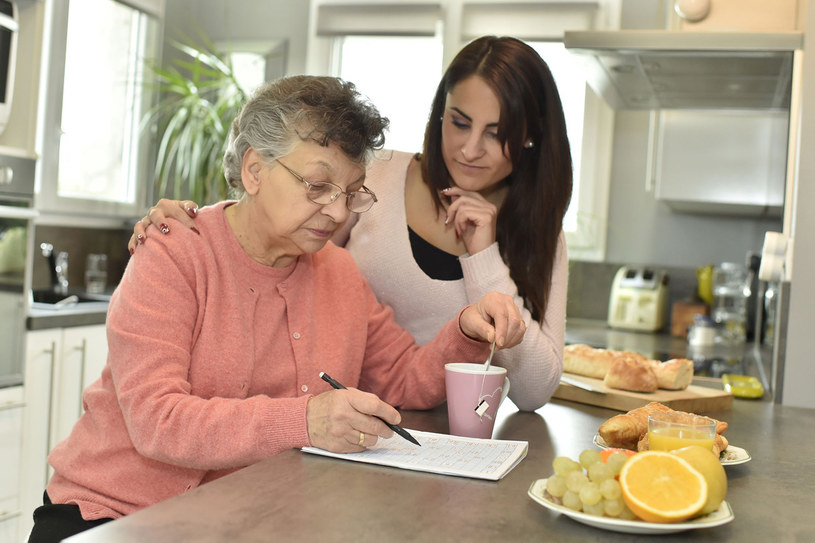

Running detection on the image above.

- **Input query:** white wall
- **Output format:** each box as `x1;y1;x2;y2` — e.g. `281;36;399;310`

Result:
163;0;310;75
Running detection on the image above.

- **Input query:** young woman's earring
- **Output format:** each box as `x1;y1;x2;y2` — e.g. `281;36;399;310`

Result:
524;139;535;149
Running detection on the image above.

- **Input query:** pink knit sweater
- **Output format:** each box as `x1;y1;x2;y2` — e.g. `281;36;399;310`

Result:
46;201;488;520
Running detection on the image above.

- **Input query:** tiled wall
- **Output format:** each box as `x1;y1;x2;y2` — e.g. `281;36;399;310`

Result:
567;260;700;324
32;226;132;294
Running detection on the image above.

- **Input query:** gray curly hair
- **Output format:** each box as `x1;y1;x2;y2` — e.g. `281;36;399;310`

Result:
222;75;389;194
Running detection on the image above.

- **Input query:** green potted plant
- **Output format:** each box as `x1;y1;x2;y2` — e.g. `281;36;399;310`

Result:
142;38;247;205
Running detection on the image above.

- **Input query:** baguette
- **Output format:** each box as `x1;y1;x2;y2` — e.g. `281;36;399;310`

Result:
563;344;617;379
603;357;659;393
644;358;694;390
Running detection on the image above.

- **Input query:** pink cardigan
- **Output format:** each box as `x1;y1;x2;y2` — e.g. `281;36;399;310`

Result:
46;202;489;520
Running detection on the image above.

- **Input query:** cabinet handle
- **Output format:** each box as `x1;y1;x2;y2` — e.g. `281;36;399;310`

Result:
0;509;22;522
76;339;87;417
0;400;25;412
44;340;57;486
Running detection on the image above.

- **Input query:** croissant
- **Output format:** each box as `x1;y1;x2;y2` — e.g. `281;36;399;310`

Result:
598;402;728;450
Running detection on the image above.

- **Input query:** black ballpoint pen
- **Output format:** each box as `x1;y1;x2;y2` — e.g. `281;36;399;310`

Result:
319;372;421;446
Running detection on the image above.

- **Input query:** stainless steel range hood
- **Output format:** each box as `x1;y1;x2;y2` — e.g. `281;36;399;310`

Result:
564;30;803;110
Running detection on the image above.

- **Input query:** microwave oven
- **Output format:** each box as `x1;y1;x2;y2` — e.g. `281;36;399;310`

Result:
0;0;17;136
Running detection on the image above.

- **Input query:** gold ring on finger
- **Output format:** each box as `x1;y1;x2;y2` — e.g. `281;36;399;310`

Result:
358;432;365;446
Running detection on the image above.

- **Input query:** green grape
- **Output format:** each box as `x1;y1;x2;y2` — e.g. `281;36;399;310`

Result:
587;461;613;482
583;500;605;517
565;469;588;493
605;451;630;475
599;478;622;500
619;503;637;520
603;498;625;517
578;449;602;469
562;490;583;511
552;456;582;476
546;474;568;498
578;481;602;506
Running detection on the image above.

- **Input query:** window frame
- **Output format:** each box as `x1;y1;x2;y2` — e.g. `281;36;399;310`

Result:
36;0;162;226
306;0;620;261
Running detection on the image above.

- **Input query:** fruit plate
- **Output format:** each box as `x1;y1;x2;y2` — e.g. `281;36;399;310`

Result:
528;479;734;534
593;434;751;466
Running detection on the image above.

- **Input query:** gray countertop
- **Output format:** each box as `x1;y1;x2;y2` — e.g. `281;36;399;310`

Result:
64;397;815;542
26;302;109;330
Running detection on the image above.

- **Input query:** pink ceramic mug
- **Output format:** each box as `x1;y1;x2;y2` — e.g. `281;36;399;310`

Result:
445;363;510;439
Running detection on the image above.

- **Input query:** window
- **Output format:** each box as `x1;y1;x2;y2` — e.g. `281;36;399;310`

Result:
336;35;443;153
38;0;161;222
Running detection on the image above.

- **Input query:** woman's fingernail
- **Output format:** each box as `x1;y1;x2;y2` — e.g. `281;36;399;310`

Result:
137;234;145;244
129;248;134;255
441;187;449;192
444;216;449;225
191;227;200;236
160;223;170;234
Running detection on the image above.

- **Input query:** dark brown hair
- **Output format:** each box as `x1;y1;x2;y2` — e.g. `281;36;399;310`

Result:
420;36;573;322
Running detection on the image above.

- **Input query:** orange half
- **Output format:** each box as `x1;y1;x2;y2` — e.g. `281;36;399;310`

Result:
619;451;708;523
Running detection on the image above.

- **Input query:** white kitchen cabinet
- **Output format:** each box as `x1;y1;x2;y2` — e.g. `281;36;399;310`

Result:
0;386;23;543
654;110;788;216
18;324;108;542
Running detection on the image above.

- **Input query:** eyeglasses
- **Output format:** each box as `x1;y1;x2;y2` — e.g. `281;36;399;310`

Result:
275;160;377;213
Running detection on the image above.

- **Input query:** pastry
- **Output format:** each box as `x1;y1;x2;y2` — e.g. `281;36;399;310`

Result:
603;356;659;393
599;402;728;450
599;402;674;449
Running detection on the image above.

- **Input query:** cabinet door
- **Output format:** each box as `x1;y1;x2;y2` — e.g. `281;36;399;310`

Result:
50;325;108;454
0;386;23;541
20;329;61;543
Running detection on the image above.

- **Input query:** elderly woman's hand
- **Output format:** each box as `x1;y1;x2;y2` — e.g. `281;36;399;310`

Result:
460;292;526;348
306;388;400;452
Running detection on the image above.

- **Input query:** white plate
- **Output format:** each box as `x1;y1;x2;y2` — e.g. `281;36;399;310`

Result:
593;434;751;466
528;479;735;534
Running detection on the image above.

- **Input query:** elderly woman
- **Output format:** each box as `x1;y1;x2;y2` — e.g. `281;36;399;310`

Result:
28;76;524;543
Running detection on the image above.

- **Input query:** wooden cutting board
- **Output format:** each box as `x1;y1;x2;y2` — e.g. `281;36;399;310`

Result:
553;373;733;413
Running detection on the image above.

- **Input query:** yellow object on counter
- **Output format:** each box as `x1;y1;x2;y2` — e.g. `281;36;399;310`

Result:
696;265;714;305
721;374;764;399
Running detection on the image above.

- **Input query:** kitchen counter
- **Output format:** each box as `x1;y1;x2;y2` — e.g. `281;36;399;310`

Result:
64;397;813;542
26;302;109;330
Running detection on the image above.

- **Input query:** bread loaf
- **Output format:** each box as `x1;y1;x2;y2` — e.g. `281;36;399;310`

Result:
649;358;694;390
563;344;694;391
603;357;659;393
563;344;617;379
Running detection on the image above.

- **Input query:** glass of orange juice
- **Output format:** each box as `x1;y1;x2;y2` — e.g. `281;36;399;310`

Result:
647;412;716;452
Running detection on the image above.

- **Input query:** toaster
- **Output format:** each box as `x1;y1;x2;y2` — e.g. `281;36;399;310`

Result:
607;266;669;332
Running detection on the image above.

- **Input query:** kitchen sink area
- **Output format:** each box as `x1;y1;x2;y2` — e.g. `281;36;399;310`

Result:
30;288;112;308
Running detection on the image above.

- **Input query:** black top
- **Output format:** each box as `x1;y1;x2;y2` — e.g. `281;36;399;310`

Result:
408;226;463;281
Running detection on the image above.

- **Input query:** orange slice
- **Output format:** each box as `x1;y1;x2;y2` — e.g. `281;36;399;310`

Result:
619;451;708;523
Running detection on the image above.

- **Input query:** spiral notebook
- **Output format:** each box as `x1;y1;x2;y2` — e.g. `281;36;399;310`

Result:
301;429;528;481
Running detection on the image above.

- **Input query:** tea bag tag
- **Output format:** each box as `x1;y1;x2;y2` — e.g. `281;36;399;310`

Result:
475;399;489;418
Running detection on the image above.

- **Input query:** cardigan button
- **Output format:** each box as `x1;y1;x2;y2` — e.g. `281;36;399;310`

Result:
301;384;308;392
292;332;301;339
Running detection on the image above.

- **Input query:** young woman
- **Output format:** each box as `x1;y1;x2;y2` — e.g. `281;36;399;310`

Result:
130;36;572;412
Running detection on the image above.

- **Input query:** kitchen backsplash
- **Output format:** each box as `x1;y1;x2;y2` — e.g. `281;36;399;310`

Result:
32;225;132;294
567;260;698;326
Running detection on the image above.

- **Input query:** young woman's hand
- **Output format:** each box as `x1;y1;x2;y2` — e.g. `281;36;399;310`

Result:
128;199;200;253
442;187;498;255
460;291;526;348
